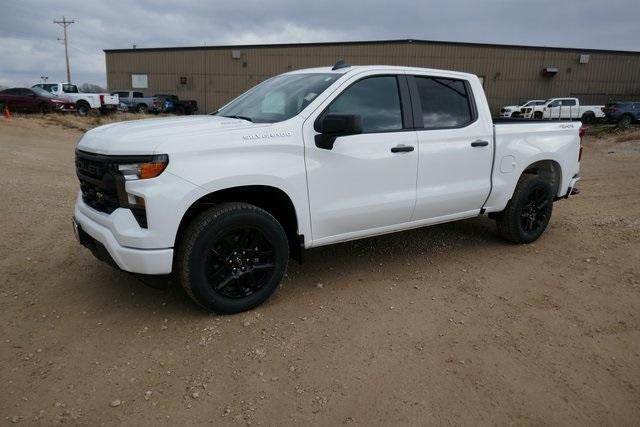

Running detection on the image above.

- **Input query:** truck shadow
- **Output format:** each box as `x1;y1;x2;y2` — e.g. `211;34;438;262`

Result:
87;216;505;316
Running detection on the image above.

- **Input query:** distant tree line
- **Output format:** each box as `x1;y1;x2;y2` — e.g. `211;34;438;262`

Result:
79;83;106;93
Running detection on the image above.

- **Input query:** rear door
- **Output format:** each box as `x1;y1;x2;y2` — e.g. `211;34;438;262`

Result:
21;89;39;111
409;74;494;221
560;99;578;119
303;72;419;243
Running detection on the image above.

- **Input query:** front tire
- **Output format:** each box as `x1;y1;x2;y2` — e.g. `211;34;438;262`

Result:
176;203;289;313
495;174;554;244
136;104;148;114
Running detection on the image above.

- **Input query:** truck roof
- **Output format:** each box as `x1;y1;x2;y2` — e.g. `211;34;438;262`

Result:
284;65;478;81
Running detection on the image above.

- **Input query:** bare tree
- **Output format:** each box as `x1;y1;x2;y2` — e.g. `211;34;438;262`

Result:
79;83;106;93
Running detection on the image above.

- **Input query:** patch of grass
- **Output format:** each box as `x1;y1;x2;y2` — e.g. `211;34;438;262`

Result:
614;130;640;143
586;123;640;140
43;112;147;132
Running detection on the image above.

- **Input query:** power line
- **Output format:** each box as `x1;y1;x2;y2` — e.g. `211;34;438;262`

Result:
53;16;75;83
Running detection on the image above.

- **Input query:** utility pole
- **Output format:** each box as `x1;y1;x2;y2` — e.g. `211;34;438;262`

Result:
53;16;75;83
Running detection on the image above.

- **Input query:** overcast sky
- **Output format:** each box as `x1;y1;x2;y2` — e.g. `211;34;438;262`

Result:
1;0;639;88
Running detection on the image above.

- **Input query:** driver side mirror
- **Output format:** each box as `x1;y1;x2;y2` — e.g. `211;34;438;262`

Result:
314;113;362;150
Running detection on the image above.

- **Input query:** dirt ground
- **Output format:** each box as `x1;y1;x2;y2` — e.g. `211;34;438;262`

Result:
1;115;639;426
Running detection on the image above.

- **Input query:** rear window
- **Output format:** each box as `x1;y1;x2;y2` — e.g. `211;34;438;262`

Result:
62;84;79;93
414;76;475;129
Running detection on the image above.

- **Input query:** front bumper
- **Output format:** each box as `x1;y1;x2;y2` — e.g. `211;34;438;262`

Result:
73;208;173;274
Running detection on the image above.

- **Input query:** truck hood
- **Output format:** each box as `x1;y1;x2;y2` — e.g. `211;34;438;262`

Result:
77;115;259;155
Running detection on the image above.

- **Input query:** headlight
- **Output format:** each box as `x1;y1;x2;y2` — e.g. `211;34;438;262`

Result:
117;154;169;180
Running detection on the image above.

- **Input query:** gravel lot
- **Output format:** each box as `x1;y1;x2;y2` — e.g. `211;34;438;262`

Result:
1;116;639;425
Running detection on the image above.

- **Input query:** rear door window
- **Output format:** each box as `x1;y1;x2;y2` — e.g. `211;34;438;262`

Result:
414;76;475;129
62;84;79;93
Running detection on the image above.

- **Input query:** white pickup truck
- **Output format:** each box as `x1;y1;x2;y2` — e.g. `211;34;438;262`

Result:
72;64;582;313
33;82;119;116
499;99;546;118
522;97;605;122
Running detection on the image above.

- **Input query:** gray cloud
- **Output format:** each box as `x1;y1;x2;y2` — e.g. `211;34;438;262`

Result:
1;0;639;87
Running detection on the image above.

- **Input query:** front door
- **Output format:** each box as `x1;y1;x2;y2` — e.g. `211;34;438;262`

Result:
303;74;418;245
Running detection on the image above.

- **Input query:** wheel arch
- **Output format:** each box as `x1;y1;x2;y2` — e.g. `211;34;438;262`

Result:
522;159;563;196
175;185;303;262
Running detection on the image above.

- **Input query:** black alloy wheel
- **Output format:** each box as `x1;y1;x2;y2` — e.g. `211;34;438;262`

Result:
495;174;554;244
519;185;551;235
177;202;289;313
205;226;275;299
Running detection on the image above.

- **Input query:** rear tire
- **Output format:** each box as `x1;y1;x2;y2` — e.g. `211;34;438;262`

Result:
619;114;633;127
136;104;148;114
76;101;90;117
495;174;554;244
176;202;289;313
581;111;595;124
39;102;51;114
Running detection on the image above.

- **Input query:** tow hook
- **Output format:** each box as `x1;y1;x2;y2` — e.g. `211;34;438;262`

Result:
570;187;580;196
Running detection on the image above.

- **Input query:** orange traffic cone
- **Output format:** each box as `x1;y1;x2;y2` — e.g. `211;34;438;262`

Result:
3;105;11;120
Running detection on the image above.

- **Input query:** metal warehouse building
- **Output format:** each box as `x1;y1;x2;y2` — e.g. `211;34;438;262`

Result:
104;39;640;114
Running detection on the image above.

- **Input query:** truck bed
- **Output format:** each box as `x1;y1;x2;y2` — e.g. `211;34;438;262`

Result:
483;120;582;213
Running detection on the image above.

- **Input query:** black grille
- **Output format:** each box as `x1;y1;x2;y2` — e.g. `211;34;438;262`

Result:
75;150;149;228
75;150;121;214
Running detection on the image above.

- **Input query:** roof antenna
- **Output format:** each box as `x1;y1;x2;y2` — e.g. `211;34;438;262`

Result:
332;59;350;70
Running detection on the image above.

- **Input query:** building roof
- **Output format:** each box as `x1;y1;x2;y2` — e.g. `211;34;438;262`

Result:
103;38;640;55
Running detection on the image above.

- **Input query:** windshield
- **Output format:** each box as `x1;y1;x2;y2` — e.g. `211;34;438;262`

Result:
31;87;55;98
215;73;339;123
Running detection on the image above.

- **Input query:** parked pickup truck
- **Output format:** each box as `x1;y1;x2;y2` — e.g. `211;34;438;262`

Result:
111;90;163;113
72;64;582;313
499;99;546;118
154;94;198;115
33;83;118;116
602;101;640;126
522;97;604;122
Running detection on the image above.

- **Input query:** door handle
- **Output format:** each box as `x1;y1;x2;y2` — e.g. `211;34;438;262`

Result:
471;140;489;147
391;145;415;153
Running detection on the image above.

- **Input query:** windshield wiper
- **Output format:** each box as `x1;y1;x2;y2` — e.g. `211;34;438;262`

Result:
220;114;253;122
